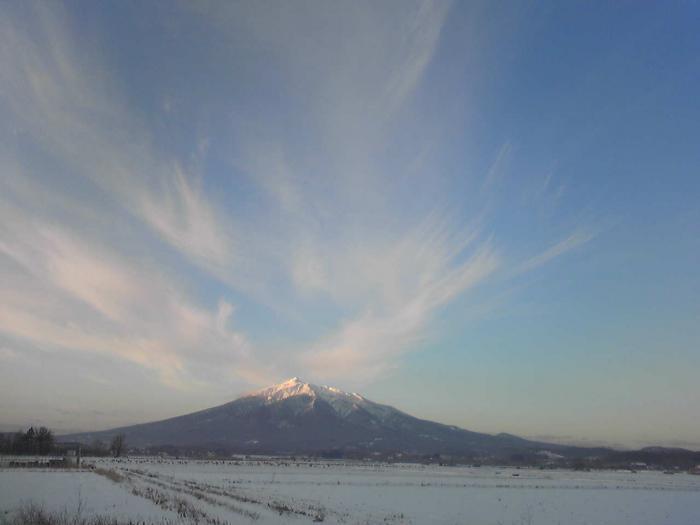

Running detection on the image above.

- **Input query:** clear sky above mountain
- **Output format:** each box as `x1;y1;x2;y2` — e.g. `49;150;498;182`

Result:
0;1;698;448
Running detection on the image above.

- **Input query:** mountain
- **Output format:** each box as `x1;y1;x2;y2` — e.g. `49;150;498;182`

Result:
61;378;600;459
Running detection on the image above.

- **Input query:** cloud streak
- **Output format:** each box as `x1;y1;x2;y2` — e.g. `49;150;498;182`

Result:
0;1;238;283
302;241;500;381
0;203;254;389
517;230;595;274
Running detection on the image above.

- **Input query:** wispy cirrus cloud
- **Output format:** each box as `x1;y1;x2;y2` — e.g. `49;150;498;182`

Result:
0;1;237;281
0;2;261;391
517;230;595;275
0;0;596;419
301;240;500;381
0;200;256;389
139;168;234;272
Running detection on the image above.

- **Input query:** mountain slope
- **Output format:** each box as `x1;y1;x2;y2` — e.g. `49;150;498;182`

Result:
62;378;595;458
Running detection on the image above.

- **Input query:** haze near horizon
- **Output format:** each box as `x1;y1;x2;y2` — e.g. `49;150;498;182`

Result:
0;1;698;450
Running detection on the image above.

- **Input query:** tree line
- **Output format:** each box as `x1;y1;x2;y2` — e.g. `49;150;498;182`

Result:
0;427;127;457
0;427;54;455
70;434;126;457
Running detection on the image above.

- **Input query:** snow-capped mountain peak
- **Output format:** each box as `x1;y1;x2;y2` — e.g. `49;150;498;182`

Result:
252;377;315;402
248;378;393;420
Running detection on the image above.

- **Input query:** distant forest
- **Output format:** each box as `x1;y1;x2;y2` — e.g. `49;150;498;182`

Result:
0;427;54;455
0;427;125;457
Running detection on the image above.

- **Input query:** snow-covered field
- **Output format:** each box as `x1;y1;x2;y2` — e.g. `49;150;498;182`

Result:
2;457;699;524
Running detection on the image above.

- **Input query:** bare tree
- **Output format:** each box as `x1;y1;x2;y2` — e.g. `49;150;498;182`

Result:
36;427;54;455
110;434;126;457
90;438;107;456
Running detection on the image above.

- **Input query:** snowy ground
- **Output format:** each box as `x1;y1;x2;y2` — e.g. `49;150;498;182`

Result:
2;457;699;524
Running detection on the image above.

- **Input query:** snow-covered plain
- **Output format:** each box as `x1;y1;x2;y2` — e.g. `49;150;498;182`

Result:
0;469;181;522
2;458;699;524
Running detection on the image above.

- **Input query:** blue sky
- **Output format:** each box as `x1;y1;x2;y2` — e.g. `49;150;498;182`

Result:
0;1;698;448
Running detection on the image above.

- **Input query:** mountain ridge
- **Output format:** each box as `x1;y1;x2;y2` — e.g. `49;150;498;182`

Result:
60;377;605;459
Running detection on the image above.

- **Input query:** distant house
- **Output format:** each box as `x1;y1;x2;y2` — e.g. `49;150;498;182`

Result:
690;465;700;475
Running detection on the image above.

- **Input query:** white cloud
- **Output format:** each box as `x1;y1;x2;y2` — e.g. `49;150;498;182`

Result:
0;2;237;283
482;142;513;191
302;244;499;381
0;347;20;361
0;197;255;390
139;167;234;270
517;230;595;274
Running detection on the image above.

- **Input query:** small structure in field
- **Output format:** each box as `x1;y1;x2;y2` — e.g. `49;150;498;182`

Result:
64;448;80;467
54;442;82;467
